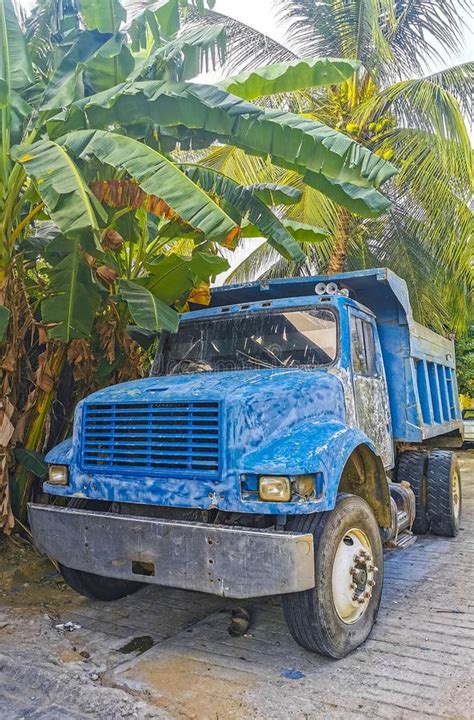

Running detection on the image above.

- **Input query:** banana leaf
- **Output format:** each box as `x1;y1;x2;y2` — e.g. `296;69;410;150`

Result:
182;164;306;262
247;183;302;206
219;57;360;100
241;219;329;243
11;139;106;248
120;279;179;332
0;0;34;91
42;239;101;341
77;80;397;192
41;30;112;111
303;170;391;217
77;0;126;33
58;129;240;243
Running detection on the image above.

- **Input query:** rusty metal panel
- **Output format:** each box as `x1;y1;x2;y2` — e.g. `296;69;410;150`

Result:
28;504;315;598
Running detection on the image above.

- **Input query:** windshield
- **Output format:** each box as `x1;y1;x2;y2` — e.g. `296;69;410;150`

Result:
463;409;474;420
153;307;338;375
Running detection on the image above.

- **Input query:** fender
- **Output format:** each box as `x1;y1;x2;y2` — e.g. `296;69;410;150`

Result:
45;438;73;465
241;420;391;521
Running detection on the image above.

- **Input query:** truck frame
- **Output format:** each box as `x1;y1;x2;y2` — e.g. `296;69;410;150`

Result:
29;268;463;658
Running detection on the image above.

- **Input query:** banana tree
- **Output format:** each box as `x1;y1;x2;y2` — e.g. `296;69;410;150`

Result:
0;0;396;527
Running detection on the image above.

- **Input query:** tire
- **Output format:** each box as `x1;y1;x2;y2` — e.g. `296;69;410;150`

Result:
59;565;143;601
396;451;429;534
427;451;462;537
282;494;384;658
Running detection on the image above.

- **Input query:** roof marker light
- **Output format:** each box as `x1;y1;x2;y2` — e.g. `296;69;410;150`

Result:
326;282;339;295
315;282;327;295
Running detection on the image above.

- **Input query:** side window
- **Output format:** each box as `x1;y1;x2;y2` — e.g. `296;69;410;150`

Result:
350;316;377;377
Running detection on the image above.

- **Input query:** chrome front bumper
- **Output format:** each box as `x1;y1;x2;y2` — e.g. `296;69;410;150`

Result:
28;504;315;598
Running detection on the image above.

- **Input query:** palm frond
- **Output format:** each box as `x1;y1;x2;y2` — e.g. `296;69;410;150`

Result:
425;61;474;121
183;7;297;74
384;0;470;78
355;78;471;154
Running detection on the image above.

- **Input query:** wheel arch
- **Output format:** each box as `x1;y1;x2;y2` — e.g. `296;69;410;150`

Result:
337;444;392;528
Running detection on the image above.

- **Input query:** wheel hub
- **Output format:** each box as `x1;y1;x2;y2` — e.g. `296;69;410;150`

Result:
332;530;378;624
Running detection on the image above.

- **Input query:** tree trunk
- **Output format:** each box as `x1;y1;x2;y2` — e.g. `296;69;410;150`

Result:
328;209;351;274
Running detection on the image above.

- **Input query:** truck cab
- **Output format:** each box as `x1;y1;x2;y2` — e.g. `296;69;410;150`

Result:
29;269;463;658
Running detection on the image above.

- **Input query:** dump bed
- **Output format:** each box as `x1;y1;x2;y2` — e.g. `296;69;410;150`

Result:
209;268;462;443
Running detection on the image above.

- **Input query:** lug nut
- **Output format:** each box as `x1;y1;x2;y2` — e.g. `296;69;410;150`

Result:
368;579;375;587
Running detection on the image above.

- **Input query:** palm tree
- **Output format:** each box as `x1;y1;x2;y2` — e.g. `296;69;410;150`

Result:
192;0;473;332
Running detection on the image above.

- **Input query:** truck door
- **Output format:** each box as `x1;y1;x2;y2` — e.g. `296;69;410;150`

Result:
349;310;394;468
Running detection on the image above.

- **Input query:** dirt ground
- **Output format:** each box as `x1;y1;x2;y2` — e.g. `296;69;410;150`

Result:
1;451;473;720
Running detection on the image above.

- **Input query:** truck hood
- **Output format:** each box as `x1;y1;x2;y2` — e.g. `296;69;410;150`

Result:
80;369;347;467
81;368;343;409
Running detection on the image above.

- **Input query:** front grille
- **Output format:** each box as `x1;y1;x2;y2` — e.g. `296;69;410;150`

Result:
81;401;220;476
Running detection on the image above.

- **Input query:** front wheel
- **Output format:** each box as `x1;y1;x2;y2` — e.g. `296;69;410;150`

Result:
59;565;143;601
282;494;384;658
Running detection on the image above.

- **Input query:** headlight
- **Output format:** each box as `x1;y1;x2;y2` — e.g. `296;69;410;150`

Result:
259;476;291;502
48;465;69;486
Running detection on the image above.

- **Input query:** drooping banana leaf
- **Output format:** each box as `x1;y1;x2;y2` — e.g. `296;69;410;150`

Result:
40;30;113;111
83;34;134;94
57;129;240;244
143;251;229;306
246;183;302;206
241;219;329;244
11;139;106;248
0;0;34;92
182;164;305;262
131;24;226;82
166;24;227;80
119;279;179;332
219;57;360;100
42;239;101;341
129;0;217;47
76;80;397;193
303;170;391;217
77;0;126;33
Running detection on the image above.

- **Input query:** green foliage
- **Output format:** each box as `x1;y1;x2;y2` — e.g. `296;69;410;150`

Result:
77;0;126;34
78;80;397;194
220;57;360;100
182;164;306;261
11;139;106;249
119;279;180;333
41;239;102;341
202;0;473;332
59;129;240;243
14;447;48;479
456;335;474;398
0;304;10;340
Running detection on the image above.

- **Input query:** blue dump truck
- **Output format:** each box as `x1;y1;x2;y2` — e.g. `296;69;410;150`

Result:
29;268;463;658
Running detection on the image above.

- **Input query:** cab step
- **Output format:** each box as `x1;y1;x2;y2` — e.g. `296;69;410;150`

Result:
394;529;417;550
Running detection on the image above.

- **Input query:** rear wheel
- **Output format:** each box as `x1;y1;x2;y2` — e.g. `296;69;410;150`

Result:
396;451;429;534
59;565;143;601
282;494;384;658
427;451;462;537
